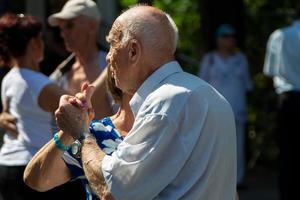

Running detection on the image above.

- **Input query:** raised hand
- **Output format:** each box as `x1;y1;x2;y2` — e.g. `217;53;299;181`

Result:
69;82;95;120
55;83;95;139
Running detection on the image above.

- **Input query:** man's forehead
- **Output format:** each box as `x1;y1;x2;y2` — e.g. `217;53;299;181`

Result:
107;21;123;39
111;20;123;32
58;16;88;25
58;18;76;25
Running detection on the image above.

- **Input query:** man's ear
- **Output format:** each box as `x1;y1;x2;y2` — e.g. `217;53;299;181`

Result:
128;39;141;64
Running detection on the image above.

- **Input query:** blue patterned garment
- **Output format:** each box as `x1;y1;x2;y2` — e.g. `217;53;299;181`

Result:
62;117;123;200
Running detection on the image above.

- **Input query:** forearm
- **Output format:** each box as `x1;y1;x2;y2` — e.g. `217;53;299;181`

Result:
24;130;73;191
81;136;114;200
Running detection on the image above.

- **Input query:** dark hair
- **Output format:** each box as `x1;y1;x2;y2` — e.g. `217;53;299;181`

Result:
106;65;123;105
0;13;42;67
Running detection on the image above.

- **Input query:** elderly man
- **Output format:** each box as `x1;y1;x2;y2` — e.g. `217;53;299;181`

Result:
36;5;237;200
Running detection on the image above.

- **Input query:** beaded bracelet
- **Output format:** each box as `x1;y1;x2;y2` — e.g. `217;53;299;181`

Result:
53;132;70;151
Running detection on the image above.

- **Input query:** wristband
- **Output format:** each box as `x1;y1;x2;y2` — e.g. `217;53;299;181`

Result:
53;132;71;151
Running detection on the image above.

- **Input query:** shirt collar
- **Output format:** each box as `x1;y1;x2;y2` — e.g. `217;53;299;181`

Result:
129;60;183;117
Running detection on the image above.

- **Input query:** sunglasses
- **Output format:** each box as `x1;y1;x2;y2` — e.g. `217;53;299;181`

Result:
220;34;235;38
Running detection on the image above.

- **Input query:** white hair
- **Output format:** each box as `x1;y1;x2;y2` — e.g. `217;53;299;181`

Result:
118;6;178;54
165;13;178;53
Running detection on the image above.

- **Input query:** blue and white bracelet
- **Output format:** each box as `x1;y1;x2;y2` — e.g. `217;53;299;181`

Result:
53;132;71;151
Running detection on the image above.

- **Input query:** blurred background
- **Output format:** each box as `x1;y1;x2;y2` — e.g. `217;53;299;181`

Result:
1;0;299;199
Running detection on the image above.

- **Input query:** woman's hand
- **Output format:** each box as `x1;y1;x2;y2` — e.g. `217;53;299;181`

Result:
0;111;18;138
55;82;95;139
0;97;18;138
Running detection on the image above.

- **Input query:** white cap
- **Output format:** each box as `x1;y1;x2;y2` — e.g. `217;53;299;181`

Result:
48;0;101;26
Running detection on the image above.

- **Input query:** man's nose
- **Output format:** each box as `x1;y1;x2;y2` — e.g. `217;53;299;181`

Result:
60;28;67;39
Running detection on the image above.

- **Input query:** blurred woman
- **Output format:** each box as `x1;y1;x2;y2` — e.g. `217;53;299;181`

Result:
0;13;66;200
199;24;253;188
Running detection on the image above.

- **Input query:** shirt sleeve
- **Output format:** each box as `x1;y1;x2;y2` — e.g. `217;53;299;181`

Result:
102;93;209;200
263;30;283;77
25;71;53;104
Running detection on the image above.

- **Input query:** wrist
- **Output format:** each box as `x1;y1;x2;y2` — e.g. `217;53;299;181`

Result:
53;132;72;151
71;131;93;158
59;131;74;146
78;131;93;142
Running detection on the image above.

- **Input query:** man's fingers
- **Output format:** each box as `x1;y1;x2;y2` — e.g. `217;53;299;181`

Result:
69;97;85;109
6;122;18;138
59;94;73;106
2;113;17;123
3;97;11;112
75;93;85;100
7;116;17;123
76;84;95;109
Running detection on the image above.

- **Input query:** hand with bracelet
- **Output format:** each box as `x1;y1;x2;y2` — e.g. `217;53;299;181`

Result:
55;82;95;140
55;82;115;199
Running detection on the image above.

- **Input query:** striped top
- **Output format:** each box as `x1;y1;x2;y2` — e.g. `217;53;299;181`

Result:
62;117;122;200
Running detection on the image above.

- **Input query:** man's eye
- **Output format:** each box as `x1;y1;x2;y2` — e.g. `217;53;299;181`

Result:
65;22;74;29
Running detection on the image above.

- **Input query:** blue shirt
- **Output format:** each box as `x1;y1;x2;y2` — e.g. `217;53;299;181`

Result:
264;20;300;94
62;117;122;200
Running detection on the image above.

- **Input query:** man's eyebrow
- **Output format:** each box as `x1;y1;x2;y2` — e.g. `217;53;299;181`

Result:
106;35;112;43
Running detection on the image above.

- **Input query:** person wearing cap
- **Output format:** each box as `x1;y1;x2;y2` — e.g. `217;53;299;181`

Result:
199;24;253;189
48;0;113;119
46;0;113;199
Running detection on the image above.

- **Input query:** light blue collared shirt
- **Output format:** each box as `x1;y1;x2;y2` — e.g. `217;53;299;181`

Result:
264;20;300;94
102;61;237;200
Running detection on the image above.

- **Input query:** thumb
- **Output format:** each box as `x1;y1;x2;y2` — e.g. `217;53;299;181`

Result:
81;82;89;93
82;84;95;106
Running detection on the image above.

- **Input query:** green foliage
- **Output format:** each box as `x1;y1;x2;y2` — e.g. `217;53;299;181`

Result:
118;0;201;74
119;0;138;7
153;0;200;74
153;0;201;59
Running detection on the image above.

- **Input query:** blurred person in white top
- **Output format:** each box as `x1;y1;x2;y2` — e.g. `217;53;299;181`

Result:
199;24;253;188
263;4;300;199
0;13;66;200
